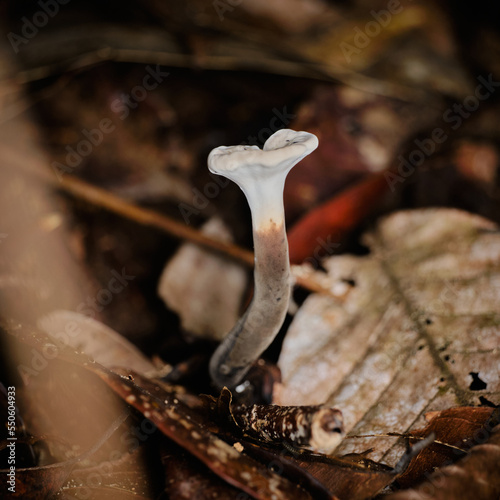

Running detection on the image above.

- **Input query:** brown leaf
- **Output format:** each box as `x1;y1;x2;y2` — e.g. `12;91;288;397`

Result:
297;1;470;98
38;310;156;375
454;140;499;187
284;87;418;220
238;443;341;500
276;209;500;470
293;457;394;500
161;441;243;499
9;342;131;467
396;406;497;487
386;424;500;500
158;217;248;341
95;372;314;499
288;173;388;264
0;408;132;499
60;446;155;499
0;460;75;499
4;324;312;499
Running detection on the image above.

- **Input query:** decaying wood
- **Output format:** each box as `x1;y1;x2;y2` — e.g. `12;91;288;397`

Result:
232;402;344;455
206;387;344;454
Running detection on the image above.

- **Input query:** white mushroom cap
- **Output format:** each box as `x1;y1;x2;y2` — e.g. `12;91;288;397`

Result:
208;130;318;231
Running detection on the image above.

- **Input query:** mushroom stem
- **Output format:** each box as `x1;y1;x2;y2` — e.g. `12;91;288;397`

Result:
210;213;290;388
207;129;318;388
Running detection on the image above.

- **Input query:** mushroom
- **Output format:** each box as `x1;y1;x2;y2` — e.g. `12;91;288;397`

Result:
208;129;319;388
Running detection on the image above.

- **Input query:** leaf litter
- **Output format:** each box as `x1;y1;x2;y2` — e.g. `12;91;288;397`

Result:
4;208;500;498
2;1;500;494
275;208;500;494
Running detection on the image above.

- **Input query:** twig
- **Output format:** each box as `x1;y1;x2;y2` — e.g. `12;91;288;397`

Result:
346;431;466;453
30;167;337;297
393;432;436;476
59;173;256;266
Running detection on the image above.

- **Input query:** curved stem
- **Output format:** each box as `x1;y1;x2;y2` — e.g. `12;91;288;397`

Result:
209;217;290;388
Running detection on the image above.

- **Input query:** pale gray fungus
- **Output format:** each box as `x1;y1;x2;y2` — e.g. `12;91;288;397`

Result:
208;129;319;388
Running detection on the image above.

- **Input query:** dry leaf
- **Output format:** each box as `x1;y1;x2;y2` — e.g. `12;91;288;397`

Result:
283;84;440;220
287;173;388;264
453;140;499;188
4;324;312;499
158;217;248;340
38;310;155;374
396;406;497;488
94;371;314;499
386;423;500;500
161;442;244;499
276;208;500;466
60;447;155;499
237;0;330;34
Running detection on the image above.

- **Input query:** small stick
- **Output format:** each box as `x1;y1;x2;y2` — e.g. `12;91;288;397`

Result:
23;163;255;266
60;174;256;266
22;158;339;299
232;403;344;455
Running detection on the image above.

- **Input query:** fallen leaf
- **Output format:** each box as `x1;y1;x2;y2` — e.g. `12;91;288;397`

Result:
108;371;314;499
292;456;394;500
276;208;500;469
161;441;244;499
4;323;313;499
396;406;497;488
60;446;156;499
0;459;76;499
386;423;500;500
38;310;155;375
158;217;248;340
0;408;131;499
284;85;437;221
288;173;388;264
237;442;341;500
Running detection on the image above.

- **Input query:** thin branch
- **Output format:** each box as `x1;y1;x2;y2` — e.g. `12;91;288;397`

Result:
346;432;466;454
31;167;337;297
59;173;256;266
